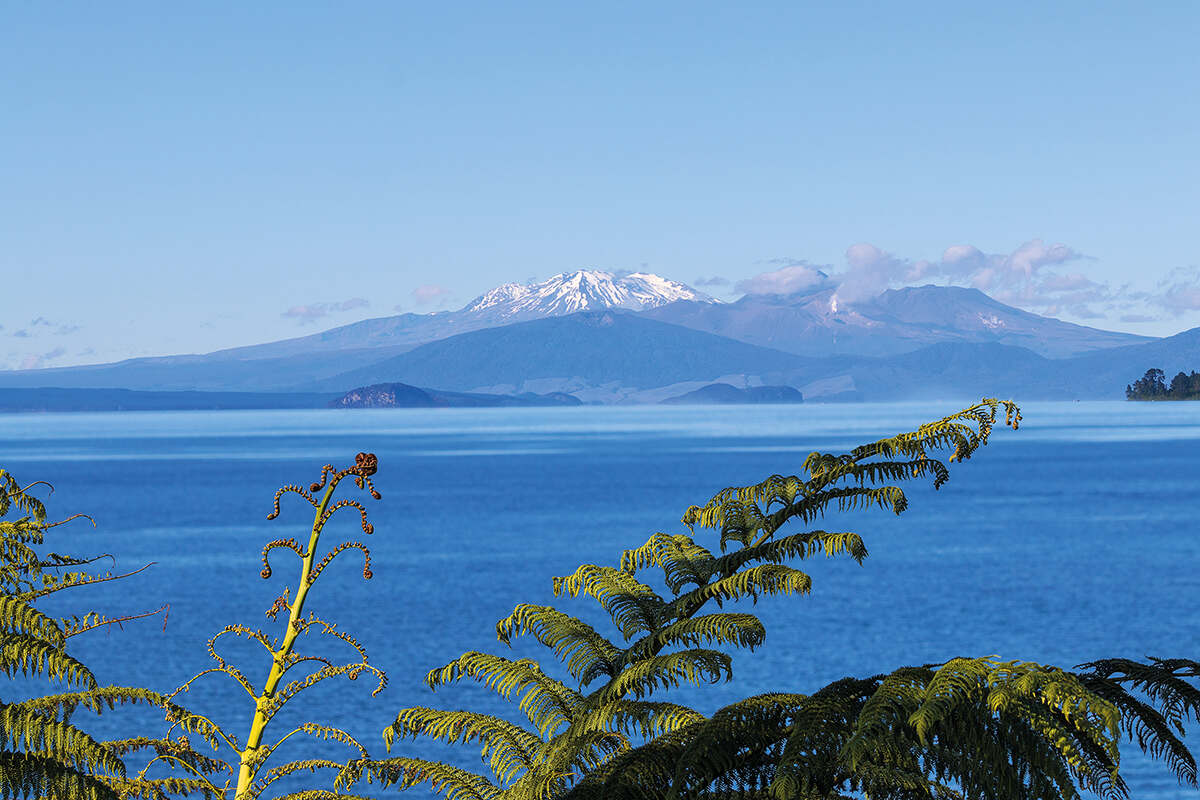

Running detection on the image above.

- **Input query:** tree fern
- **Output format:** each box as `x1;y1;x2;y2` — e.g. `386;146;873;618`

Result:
352;399;1196;800
0;469;227;799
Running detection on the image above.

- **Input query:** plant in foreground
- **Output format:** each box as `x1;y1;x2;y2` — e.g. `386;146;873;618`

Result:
0;468;226;800
339;399;1198;800
161;452;389;800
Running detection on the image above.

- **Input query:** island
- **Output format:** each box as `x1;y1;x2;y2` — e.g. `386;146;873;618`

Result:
330;382;582;408
660;383;804;405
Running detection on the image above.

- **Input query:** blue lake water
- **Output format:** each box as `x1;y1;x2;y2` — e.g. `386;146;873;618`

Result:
1;401;1198;798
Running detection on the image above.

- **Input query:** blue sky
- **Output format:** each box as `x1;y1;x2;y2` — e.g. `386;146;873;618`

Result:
2;2;1197;368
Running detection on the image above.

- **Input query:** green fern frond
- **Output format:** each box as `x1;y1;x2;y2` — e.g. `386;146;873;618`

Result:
104;735;230;776
0;471;49;522
0;702;126;778
1076;657;1200;786
271;792;379;800
567;700;705;739
711;530;867;576
670;564;812;611
384;707;540;783
551;566;667;639
627;613;765;661
619;534;719;595
0;632;98;687
426;653;582;737
495;605;621;685
597;648;732;702
0;750;118;800
0;594;65;647
559;724;698;800
105;774;227;799
352;757;501;800
666;693;806;798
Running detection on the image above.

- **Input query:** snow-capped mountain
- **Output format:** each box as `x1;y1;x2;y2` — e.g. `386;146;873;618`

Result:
464;270;715;321
134;270;718;363
0;269;1162;395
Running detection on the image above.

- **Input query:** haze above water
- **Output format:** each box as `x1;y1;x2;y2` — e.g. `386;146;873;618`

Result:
1;402;1197;797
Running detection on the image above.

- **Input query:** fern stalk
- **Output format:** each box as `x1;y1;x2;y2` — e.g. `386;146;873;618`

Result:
234;478;336;797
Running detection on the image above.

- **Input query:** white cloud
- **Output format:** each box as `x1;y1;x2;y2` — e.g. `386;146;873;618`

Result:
738;239;1172;322
282;297;370;325
10;317;80;338
1150;267;1200;315
412;285;453;307
19;347;67;370
736;260;831;296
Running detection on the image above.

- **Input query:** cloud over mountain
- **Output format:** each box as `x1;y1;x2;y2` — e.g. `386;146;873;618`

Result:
282;298;370;325
735;260;831;296
1151;267;1200;315
412;285;454;307
740;239;1164;321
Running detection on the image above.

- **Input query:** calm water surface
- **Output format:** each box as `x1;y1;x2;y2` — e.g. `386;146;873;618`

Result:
1;401;1197;797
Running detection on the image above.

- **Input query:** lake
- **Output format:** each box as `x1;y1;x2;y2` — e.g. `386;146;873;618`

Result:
1;401;1198;798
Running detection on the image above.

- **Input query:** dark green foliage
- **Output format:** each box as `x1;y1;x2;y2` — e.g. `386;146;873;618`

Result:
356;399;1197;800
1126;367;1200;400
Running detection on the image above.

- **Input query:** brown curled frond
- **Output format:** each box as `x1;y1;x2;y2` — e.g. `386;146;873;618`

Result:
315;498;373;535
279;653;335;678
63;603;170;639
42;512;96;530
359;473;382;500
266;484;321;520
295;616;372;665
307;541;373;585
23;561;154;600
308;464;338;493
268;663;388;717
353;452;378;476
168;666;258;702
266;587;291;621
208;624;276;667
35;551;114;569
261;538;309;579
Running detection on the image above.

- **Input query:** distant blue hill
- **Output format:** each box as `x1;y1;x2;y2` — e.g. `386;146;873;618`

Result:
0;346;413;392
0;388;338;412
0;384;581;412
0;297;1194;402
297;311;831;393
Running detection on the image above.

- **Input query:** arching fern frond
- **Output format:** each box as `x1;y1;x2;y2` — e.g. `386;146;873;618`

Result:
552;566;667;639
349;757;502;800
1075;657;1200;787
0;750;118;800
427;653;583;737
384;707;540;784
595;648;733;703
495;605;622;685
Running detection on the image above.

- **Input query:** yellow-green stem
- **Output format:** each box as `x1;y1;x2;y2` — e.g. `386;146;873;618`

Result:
234;480;337;799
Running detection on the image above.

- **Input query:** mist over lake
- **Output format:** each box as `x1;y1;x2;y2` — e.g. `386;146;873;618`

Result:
2;401;1197;797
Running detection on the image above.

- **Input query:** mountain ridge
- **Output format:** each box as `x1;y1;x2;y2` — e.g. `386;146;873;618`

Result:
0;270;1176;400
641;284;1151;358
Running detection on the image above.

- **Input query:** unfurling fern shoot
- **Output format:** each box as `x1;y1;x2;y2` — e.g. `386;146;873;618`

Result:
164;453;388;800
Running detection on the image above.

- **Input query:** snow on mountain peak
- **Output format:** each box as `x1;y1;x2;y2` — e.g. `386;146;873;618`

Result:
463;269;715;320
